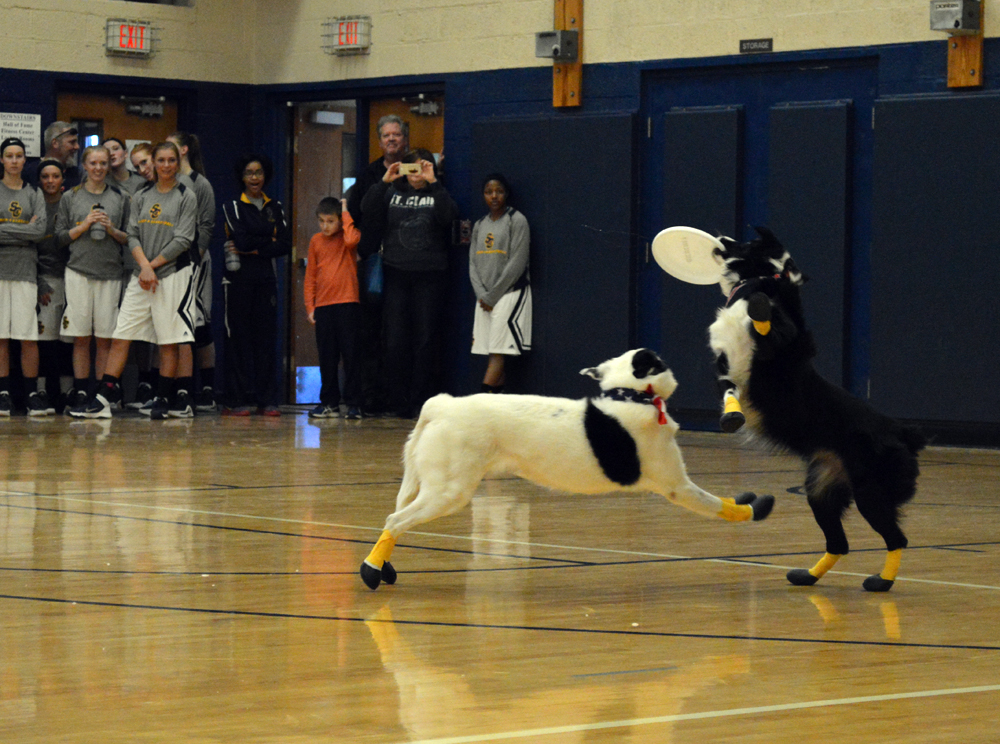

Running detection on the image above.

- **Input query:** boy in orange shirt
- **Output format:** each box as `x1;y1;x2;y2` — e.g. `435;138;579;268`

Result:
305;197;362;419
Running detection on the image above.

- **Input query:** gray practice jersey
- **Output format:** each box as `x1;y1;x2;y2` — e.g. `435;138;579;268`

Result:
56;182;130;280
37;197;67;296
127;181;197;279
0;180;47;283
469;207;530;308
113;171;149;197
178;171;215;261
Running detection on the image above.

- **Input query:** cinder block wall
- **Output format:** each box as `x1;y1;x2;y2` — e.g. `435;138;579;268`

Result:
2;0;984;85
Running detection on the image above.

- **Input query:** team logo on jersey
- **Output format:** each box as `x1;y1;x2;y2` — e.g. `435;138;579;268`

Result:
485;233;495;250
9;202;22;218
150;204;162;219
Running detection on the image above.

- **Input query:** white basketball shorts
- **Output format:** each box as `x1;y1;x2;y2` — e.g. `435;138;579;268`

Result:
37;275;70;342
472;285;532;356
0;279;39;341
113;266;195;346
61;267;122;339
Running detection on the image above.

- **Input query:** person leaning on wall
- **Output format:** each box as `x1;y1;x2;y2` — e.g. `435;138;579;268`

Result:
469;172;532;393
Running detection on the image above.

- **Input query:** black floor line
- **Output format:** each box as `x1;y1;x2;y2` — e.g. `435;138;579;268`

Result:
1;592;997;652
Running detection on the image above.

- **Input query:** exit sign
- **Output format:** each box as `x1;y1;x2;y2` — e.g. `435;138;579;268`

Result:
322;16;372;56
106;19;154;58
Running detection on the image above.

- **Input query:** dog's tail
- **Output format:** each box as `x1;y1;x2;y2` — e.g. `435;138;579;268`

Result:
399;394;453;505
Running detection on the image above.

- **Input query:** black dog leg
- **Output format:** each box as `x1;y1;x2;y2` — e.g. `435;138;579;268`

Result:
855;483;908;592
788;458;852;587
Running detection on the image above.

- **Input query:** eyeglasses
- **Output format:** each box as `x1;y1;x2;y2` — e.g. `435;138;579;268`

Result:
243;169;265;178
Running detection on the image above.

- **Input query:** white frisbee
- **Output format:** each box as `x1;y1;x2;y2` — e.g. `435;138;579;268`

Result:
651;226;725;285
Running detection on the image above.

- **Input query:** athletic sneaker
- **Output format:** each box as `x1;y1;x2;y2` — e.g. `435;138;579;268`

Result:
76;393;112;419
67;389;89;417
127;382;154;410
260;405;281;417
146;396;170;420
195;387;217;412
0;391;11;417
168;390;195;419
27;391;55;416
345;406;362;420
309;404;339;419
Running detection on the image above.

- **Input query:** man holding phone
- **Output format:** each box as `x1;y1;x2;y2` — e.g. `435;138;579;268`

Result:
360;148;458;419
346;114;410;416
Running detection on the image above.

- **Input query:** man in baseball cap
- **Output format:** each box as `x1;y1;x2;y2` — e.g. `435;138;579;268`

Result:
24;120;81;188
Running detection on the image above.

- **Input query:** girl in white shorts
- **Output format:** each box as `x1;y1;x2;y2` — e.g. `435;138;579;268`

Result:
56;145;130;401
36;159;73;411
73;141;197;419
469;173;532;393
0;137;47;416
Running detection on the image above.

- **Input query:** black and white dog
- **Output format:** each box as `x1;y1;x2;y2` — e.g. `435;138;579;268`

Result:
360;348;774;590
708;227;925;592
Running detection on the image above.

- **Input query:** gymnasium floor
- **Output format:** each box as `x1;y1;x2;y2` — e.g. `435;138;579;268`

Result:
1;411;998;742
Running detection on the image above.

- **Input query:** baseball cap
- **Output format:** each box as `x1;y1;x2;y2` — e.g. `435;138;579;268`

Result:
44;121;78;146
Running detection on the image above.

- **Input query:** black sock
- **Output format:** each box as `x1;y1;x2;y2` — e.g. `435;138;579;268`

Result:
199;367;214;390
74;377;90;396
0;376;10;394
99;374;121;402
23;377;38;399
177;376;194;395
157;376;175;402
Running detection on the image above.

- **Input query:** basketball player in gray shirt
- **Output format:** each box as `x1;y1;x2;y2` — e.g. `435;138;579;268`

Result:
0;137;48;415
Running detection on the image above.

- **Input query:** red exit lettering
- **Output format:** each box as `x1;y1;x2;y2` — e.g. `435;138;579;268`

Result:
118;23;147;51
338;21;358;46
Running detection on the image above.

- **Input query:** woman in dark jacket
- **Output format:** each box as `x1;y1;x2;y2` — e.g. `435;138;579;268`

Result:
221;154;291;415
361;148;458;418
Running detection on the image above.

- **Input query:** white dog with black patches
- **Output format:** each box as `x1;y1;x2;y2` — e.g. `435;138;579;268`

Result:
360;348;774;590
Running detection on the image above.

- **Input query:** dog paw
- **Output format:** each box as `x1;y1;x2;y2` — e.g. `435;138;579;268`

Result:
750;494;775;521
862;574;894;592
720;411;746;433
360;561;383;590
381;561;397;585
787;568;820;586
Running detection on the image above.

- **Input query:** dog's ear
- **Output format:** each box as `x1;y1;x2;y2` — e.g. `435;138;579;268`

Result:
631;349;667;380
753;225;778;243
717;235;739;258
580;366;602;380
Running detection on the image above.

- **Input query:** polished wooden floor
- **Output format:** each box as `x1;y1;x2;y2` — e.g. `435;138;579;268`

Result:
2;410;999;743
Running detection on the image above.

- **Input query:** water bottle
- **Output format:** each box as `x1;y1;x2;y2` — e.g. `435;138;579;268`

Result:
90;205;106;241
224;240;240;271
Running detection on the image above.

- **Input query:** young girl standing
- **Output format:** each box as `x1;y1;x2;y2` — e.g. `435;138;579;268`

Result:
469;173;531;393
